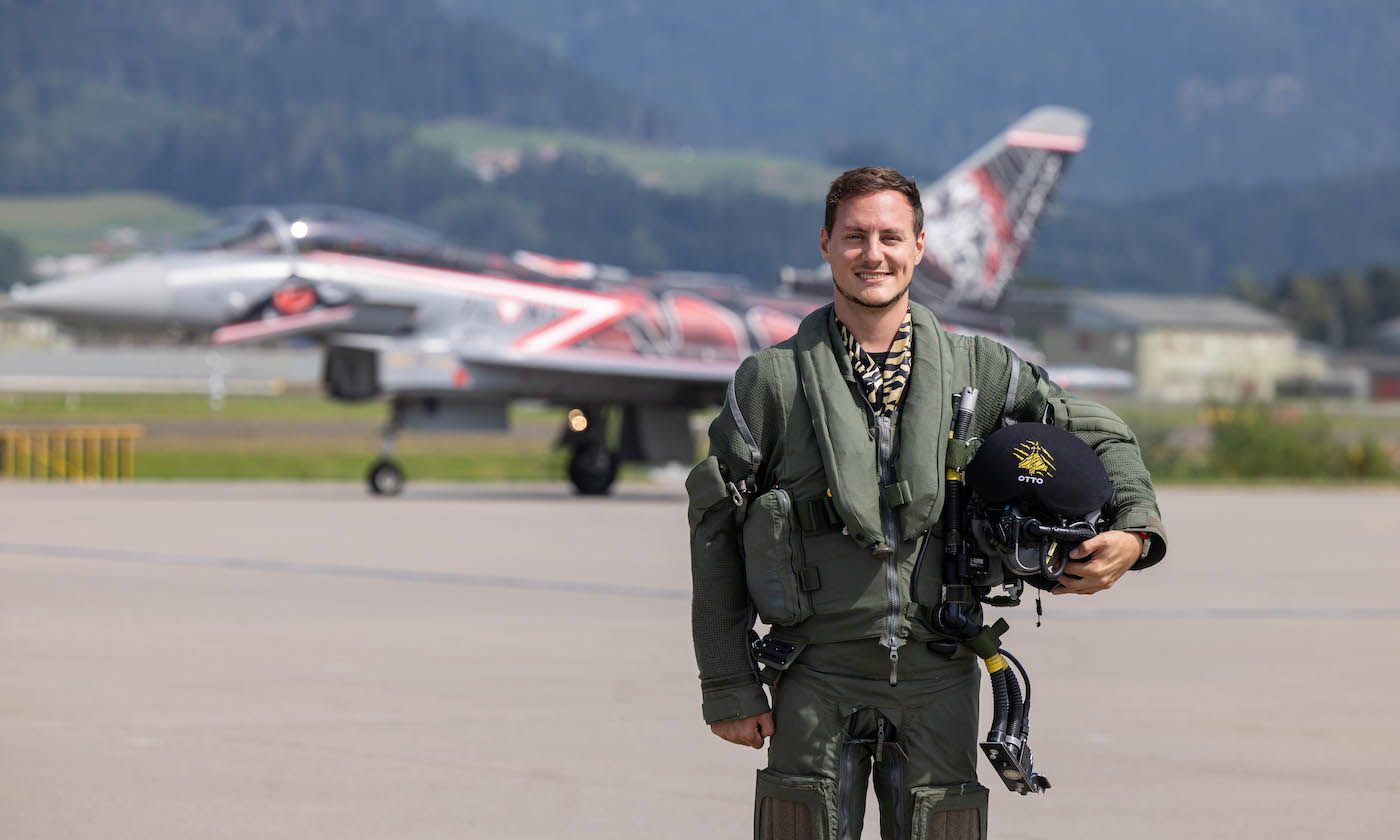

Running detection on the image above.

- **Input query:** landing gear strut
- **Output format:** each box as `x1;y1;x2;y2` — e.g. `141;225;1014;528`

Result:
367;399;405;497
561;405;619;495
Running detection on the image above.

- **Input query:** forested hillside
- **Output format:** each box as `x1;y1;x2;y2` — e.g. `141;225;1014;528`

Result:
0;0;827;279
0;0;669;195
0;0;666;140
2;0;1397;291
1030;167;1400;292
443;0;1400;197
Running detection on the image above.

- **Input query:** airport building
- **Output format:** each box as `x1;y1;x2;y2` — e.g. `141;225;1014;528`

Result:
1007;290;1317;403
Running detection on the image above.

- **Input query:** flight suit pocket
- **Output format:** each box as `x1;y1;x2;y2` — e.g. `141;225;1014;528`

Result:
742;489;813;627
909;781;989;840
754;769;837;840
686;456;733;532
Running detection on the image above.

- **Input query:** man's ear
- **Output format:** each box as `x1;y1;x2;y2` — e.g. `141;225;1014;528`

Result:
913;229;925;264
819;227;831;263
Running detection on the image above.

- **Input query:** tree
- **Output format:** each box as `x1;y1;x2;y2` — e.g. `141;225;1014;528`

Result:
1227;269;1269;309
0;231;32;291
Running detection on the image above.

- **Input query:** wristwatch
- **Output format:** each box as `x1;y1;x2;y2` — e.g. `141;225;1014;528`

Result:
1132;531;1152;561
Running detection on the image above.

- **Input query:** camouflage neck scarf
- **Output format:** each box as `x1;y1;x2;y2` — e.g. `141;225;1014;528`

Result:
837;308;913;417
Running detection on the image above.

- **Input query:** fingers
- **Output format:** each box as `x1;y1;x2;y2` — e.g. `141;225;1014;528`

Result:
1052;560;1104;595
740;724;762;749
1052;578;1108;596
1069;533;1105;560
1054;535;1138;595
757;712;776;739
710;715;771;749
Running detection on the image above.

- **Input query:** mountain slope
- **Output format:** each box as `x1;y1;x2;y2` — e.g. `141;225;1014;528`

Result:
441;0;1400;197
0;0;668;139
1028;167;1400;291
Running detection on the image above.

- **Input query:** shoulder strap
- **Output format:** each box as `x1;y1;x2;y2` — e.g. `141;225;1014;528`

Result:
726;377;761;485
1001;350;1021;427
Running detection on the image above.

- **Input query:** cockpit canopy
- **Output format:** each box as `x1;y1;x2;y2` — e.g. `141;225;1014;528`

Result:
174;205;496;271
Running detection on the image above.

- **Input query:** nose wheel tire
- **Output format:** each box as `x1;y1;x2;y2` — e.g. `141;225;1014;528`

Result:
568;443;618;495
367;458;405;496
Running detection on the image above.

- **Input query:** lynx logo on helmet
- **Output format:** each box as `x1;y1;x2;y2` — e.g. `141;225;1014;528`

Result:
1014;441;1055;484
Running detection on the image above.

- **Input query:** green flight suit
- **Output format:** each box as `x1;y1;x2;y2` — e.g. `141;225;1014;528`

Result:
688;302;1167;840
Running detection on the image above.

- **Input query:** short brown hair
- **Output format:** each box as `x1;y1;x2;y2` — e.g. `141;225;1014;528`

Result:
823;166;923;237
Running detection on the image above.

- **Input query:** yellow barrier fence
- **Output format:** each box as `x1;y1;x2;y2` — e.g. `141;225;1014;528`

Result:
0;425;143;480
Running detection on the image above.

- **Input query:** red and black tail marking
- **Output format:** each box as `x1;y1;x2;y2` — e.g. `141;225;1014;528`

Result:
916;106;1089;310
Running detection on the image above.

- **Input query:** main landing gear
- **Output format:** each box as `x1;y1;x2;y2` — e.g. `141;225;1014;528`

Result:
360;400;624;497
567;441;618;495
562;406;619;496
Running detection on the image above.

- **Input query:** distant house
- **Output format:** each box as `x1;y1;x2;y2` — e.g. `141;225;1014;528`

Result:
1373;316;1400;354
1319;350;1400;401
1004;290;1311;402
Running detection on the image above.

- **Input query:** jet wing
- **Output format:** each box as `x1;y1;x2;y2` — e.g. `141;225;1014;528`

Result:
456;346;737;385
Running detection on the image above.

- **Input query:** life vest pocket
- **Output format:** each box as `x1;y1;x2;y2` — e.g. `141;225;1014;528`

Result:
742;488;814;627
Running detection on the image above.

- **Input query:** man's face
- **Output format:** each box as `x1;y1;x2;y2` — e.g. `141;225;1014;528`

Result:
820;190;925;313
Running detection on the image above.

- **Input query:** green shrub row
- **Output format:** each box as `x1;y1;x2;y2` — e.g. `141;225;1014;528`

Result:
1128;404;1398;481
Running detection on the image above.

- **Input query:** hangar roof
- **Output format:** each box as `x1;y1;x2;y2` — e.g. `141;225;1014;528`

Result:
1071;293;1291;332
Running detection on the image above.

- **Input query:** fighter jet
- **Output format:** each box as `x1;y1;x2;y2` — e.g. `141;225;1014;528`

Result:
11;107;1089;496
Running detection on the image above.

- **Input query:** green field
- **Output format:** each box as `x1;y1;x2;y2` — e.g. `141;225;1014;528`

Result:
0;392;384;424
0;393;630;482
2;392;1397;483
0;192;210;258
418;118;837;201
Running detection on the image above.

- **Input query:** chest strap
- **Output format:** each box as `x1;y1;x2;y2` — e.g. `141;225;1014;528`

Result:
795;494;839;532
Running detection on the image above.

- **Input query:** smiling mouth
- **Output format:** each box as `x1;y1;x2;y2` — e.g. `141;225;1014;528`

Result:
856;272;891;281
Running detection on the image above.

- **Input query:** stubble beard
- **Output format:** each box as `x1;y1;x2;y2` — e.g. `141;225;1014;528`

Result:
834;273;911;313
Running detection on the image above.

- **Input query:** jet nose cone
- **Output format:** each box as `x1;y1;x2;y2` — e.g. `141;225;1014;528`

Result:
10;258;173;326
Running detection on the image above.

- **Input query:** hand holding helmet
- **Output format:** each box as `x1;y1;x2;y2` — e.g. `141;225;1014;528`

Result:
1054;530;1142;595
964;421;1117;595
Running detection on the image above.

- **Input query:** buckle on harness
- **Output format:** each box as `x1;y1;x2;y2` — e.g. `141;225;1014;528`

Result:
726;479;746;507
751;635;806;670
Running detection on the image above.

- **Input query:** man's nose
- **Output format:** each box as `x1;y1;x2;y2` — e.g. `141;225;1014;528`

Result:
859;236;883;264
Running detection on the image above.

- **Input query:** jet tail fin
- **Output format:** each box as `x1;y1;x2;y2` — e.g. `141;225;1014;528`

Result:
915;106;1089;310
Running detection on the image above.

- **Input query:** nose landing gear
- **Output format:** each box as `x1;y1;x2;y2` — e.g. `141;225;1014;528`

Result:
367;400;405;496
366;458;405;496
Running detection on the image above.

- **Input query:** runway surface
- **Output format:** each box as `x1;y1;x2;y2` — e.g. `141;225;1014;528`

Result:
2;482;1397;839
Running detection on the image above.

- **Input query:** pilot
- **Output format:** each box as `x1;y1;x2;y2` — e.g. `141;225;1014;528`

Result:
686;167;1167;839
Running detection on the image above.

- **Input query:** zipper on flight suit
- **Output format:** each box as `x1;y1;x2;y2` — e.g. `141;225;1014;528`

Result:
873;411;904;686
836;738;859;840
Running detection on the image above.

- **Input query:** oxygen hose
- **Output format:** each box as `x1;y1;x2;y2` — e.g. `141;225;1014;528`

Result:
1001;648;1034;740
985;653;1011;742
1004;662;1025;742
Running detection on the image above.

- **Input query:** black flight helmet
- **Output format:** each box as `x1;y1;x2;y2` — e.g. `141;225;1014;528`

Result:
964;422;1114;586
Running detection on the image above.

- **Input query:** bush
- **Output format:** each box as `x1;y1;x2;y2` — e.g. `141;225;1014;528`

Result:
1206;404;1396;480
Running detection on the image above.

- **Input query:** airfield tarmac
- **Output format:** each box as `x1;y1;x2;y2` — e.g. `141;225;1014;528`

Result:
1;481;1397;839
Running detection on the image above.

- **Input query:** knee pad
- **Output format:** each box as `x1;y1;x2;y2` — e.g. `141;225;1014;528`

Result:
754;769;837;840
910;782;989;840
